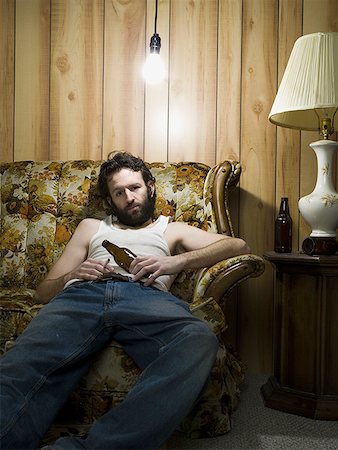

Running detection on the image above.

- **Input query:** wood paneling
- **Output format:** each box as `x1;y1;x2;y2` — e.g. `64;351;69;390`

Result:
303;0;338;32
1;0;337;373
0;0;15;163
103;0;145;159
50;0;104;160
216;0;242;163
15;0;50;161
168;0;217;164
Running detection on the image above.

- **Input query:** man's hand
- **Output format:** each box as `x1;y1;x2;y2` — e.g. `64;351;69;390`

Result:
35;258;115;304
129;255;184;286
66;258;115;283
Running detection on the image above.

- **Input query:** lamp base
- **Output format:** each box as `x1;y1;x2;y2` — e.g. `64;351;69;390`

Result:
302;237;338;256
298;139;338;238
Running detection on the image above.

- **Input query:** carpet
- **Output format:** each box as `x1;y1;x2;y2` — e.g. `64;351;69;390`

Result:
167;374;338;449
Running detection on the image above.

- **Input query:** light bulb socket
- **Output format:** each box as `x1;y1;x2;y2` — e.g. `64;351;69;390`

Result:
320;117;334;140
149;33;161;54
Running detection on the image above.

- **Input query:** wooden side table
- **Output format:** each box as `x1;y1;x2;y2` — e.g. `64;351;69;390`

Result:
261;251;338;420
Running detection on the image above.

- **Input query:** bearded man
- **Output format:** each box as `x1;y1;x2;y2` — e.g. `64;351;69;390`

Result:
0;152;250;450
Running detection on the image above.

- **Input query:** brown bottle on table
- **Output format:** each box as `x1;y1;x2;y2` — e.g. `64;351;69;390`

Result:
274;197;292;253
102;240;137;272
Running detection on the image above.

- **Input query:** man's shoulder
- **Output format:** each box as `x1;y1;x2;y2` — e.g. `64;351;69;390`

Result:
165;220;191;236
76;217;102;234
79;217;102;226
166;221;189;229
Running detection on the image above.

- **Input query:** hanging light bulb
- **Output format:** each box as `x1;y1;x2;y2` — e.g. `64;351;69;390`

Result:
142;0;165;84
142;34;165;84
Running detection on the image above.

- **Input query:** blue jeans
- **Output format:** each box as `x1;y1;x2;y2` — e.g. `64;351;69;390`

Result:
0;279;218;450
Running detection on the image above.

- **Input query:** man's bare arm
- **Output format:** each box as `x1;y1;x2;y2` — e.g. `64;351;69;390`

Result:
130;222;250;284
34;219;113;304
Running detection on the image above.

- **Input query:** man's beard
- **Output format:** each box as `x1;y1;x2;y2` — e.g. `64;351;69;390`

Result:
112;188;156;227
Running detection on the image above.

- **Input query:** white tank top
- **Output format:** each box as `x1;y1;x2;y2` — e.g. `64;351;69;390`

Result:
86;215;176;292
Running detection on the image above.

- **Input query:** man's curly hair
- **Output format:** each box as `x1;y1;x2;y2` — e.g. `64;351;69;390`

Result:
98;152;155;213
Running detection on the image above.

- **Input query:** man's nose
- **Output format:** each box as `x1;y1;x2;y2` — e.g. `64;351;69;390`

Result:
125;189;135;202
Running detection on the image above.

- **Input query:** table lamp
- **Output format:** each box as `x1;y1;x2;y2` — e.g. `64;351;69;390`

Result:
269;32;338;255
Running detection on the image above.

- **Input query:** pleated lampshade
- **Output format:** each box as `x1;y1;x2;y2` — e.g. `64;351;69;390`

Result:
269;32;338;132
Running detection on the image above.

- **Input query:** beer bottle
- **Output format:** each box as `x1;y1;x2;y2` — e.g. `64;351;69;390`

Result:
102;240;137;272
274;197;292;253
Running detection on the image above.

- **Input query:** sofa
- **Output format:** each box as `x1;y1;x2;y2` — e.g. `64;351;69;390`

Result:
0;158;265;444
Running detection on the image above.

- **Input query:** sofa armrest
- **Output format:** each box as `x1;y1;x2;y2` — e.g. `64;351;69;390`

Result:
204;160;241;236
190;254;265;311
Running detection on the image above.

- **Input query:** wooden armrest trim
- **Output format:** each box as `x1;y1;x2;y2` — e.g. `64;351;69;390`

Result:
193;255;265;306
209;161;241;236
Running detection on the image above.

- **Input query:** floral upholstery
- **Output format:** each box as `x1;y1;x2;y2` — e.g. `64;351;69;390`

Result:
0;160;265;443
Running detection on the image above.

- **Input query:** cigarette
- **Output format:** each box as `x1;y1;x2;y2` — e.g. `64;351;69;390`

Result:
104;258;110;268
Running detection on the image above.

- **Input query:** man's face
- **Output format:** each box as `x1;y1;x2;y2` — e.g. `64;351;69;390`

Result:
107;168;155;227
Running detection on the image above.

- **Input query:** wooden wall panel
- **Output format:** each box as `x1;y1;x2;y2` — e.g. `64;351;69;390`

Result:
0;0;14;163
303;0;338;32
216;0;242;163
50;0;104;160
168;0;217;164
238;0;278;372
14;0;50;161
1;0;337;373
275;0;302;252
144;0;170;162
103;0;146;159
